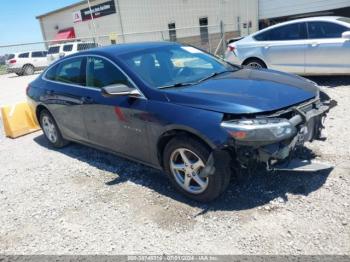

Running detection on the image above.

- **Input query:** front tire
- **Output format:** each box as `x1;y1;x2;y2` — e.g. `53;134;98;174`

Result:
163;136;231;202
39;110;68;148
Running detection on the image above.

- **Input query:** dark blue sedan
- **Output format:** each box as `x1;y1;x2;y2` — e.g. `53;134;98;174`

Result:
27;42;333;202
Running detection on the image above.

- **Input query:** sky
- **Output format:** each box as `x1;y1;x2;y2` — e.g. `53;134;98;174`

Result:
0;0;79;45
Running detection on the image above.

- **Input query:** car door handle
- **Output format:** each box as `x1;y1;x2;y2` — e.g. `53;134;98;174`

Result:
264;45;270;49
311;42;319;47
81;96;94;104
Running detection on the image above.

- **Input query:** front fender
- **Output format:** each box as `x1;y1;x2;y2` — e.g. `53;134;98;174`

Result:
145;101;231;167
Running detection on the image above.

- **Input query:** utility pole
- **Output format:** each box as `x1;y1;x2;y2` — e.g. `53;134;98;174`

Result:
219;0;226;56
246;0;250;35
87;0;98;43
115;0;126;43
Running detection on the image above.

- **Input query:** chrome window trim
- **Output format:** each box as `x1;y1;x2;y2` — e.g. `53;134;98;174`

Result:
42;54;147;99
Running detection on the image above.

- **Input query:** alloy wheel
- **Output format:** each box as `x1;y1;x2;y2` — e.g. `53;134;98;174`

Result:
42;115;58;143
247;62;263;69
170;148;209;194
24;65;34;75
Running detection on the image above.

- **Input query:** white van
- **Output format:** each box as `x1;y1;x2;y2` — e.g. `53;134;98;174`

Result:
47;42;98;64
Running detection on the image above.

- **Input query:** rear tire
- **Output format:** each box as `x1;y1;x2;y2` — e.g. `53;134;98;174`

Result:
23;64;34;75
163;136;231;202
39;110;69;148
243;58;267;70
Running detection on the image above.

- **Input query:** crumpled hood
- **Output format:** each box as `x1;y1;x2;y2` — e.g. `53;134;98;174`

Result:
163;68;318;114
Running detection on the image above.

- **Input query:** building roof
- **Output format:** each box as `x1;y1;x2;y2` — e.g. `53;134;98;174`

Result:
36;0;89;19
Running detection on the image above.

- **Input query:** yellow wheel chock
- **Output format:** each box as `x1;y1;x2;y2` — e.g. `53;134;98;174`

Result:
0;102;41;138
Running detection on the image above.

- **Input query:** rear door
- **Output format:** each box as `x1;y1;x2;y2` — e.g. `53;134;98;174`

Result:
31;51;48;69
81;56;150;163
17;52;30;69
255;22;307;74
43;56;89;141
305;21;350;75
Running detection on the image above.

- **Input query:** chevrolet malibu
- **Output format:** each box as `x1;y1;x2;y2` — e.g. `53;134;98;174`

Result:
27;42;333;202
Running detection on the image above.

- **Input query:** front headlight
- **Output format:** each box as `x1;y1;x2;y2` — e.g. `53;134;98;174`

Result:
221;118;297;142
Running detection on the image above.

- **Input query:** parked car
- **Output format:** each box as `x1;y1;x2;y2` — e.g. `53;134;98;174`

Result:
27;42;334;202
0;55;7;65
225;16;350;75
6;51;48;76
47;41;98;64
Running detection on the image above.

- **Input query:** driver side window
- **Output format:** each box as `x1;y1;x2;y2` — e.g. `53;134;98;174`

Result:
86;57;129;88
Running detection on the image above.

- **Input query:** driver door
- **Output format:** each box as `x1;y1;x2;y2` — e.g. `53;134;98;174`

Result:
81;56;150;163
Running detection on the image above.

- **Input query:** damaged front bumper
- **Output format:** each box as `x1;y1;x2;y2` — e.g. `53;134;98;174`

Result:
221;97;337;172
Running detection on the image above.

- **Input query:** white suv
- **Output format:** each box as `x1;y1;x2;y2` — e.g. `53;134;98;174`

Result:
47;42;98;64
6;51;48;76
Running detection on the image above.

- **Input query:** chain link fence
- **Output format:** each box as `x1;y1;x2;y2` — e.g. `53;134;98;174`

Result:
0;23;240;76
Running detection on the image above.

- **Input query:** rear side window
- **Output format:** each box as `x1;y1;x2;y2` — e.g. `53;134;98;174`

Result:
47;57;86;85
86;57;128;88
307;22;349;39
77;43;97;51
45;64;58;81
18;52;29;58
255;23;307;41
48;46;60;54
63;44;73;52
32;51;47;58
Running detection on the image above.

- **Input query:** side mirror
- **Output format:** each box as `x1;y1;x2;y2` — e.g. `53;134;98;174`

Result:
342;31;350;40
101;84;142;98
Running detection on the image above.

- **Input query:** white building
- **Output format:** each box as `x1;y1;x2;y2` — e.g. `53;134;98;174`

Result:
36;0;258;50
259;0;350;28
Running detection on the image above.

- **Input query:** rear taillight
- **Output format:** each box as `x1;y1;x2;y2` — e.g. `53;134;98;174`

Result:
227;46;235;52
9;59;16;64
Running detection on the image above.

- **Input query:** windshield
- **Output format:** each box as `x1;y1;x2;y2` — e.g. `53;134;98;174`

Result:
121;45;237;88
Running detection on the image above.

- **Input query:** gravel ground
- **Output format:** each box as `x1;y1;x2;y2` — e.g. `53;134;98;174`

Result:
0;74;349;255
0;73;38;106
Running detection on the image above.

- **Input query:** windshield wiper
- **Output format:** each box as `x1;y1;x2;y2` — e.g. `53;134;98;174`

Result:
158;70;236;89
197;70;235;84
158;82;196;89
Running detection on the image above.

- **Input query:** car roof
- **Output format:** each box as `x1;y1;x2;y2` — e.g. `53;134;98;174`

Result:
284;16;343;23
48;41;95;47
15;51;30;55
61;41;180;58
252;16;347;36
77;41;179;57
